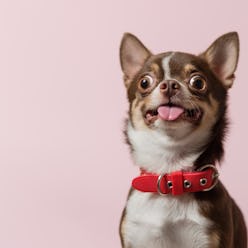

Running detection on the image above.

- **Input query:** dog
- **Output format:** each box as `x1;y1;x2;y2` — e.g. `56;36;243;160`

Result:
119;32;247;248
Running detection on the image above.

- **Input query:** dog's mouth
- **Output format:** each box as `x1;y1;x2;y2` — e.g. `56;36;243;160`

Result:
145;103;202;124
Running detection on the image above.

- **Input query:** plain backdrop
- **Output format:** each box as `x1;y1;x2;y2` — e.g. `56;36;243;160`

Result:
0;0;247;247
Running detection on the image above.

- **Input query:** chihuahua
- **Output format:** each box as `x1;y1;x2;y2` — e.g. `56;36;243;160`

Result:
119;32;247;248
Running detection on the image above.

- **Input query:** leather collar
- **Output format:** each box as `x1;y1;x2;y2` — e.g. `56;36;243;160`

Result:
132;165;219;196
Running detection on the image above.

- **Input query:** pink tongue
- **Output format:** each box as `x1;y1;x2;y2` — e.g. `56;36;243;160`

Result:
157;106;184;121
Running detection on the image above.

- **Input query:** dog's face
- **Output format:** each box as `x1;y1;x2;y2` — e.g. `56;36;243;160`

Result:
120;33;239;141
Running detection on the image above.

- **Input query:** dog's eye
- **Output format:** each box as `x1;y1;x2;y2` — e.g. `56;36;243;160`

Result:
139;75;154;90
189;75;207;91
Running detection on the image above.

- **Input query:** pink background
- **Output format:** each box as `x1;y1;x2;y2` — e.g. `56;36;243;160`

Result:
0;0;247;247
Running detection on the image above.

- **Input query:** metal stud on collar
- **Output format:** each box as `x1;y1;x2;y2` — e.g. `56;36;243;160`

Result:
184;180;191;188
200;178;208;186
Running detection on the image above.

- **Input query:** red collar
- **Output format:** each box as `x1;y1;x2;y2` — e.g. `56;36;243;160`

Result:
132;165;219;196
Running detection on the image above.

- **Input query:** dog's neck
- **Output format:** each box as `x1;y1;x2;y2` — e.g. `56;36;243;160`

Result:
127;121;214;174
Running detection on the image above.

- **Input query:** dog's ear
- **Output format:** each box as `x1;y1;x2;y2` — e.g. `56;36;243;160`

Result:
120;33;151;88
201;32;239;89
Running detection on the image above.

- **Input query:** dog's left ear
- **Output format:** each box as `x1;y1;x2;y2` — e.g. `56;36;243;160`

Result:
201;32;239;89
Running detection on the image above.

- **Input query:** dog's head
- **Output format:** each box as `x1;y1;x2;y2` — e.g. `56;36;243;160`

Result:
120;33;239;161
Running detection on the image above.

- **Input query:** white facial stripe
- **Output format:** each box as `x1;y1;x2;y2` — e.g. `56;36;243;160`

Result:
162;52;175;80
161;52;186;89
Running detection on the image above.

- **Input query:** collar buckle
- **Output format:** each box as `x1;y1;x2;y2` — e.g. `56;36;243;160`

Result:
133;165;220;196
157;172;168;196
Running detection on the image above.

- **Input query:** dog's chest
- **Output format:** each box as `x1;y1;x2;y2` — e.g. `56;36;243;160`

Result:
123;190;212;248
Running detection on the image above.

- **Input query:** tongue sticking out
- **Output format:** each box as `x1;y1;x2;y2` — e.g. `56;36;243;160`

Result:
157;106;184;121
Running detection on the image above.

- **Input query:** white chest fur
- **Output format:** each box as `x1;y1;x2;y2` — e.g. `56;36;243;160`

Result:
123;190;212;248
123;122;214;247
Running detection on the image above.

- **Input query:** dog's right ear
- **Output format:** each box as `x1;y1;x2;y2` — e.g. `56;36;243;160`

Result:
120;33;151;88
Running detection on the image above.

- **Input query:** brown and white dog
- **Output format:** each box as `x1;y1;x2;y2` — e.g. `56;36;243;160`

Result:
119;32;247;248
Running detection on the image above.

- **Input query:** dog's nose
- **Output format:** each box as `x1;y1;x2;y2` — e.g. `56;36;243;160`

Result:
160;80;180;96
